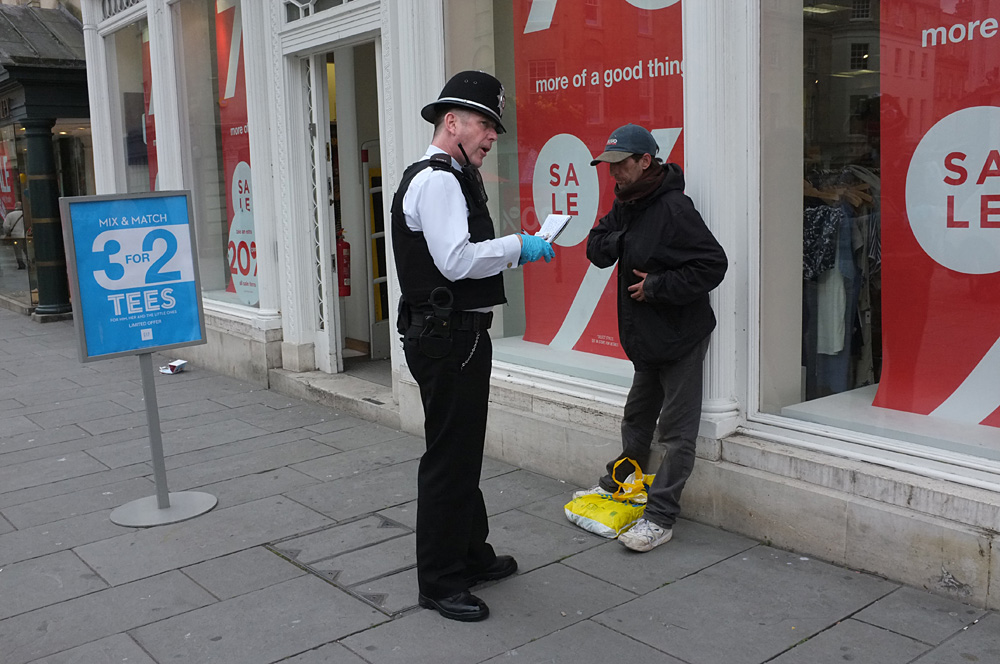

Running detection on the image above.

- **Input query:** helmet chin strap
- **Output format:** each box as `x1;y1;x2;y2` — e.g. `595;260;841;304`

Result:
457;142;472;167
456;143;488;206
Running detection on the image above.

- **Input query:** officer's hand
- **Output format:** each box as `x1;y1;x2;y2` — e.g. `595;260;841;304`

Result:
519;233;555;265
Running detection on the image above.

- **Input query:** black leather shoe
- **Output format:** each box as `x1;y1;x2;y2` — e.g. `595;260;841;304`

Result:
465;554;518;587
418;591;489;622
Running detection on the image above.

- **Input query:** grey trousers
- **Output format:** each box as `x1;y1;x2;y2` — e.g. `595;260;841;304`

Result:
598;336;710;529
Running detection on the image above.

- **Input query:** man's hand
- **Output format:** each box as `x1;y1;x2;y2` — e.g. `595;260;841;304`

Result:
628;269;648;301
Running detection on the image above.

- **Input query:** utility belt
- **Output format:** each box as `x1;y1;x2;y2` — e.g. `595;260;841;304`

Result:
403;309;493;332
397;287;492;359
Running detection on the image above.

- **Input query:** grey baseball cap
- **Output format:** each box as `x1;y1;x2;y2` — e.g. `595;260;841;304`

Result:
590;124;659;165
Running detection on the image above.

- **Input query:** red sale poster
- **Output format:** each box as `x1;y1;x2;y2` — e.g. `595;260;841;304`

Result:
0;143;18;215
875;1;1000;427
216;0;257;306
513;0;684;360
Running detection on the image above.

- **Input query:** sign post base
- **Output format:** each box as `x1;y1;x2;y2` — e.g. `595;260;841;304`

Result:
110;491;218;527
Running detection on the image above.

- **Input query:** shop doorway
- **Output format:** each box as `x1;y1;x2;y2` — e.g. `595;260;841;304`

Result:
306;42;388;379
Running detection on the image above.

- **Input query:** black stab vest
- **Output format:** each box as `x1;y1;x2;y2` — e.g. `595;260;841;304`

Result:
391;157;506;312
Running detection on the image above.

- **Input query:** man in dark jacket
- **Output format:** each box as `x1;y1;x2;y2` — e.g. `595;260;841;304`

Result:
578;123;727;552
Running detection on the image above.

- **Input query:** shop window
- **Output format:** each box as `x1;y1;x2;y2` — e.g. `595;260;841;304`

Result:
445;0;686;386
110;18;156;193
285;0;351;23
173;0;258;307
850;0;871;21
761;1;1000;459
850;42;870;69
103;0;143;20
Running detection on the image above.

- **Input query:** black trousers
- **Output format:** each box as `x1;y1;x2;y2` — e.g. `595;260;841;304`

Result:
598;336;710;529
404;325;497;598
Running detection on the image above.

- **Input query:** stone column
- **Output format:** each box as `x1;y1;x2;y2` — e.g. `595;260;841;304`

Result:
23;118;72;318
683;2;757;439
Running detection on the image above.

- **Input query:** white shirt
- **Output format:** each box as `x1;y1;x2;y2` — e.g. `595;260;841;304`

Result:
402;147;521;282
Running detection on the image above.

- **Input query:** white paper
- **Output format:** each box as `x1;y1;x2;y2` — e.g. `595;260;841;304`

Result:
535;214;571;243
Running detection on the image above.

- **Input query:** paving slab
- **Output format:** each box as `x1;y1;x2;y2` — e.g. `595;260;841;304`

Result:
0;509;134;566
164;439;337;490
231;402;338;433
0;452;107;495
341;563;635;663
480;619;684;664
769;618;930;664
194;466;319;508
280;642;370;664
0;570;216;664
853;584;987;644
911;611;1000;663
22;633;156;664
483;508;604;575
310;532;415;586
272;515;411;565
480;469;574;516
163;427;317;470
285;458;420;522
348;567;420;615
87;418;271;468
0;425;88;459
0;550;108;621
0;378;89;402
0;413;41;438
0;463;150;511
304;415;368;435
288;437;424;482
1;477;154;529
182;546;305;600
80;398;230;435
210;388;308;409
0;514;12;534
592;545;898;664
561;517;758;594
131;574;385;664
308;421;409;450
24;400;132;429
74;496;332;585
377;500;417;530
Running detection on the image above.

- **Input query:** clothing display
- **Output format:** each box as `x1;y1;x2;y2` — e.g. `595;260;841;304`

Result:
802;167;882;400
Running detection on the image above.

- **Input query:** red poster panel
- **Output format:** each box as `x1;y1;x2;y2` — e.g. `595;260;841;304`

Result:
513;0;684;360
141;31;158;192
0;144;17;215
216;0;257;306
876;2;1000;427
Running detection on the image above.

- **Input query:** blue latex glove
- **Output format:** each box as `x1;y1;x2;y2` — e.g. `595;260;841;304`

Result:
519;233;555;265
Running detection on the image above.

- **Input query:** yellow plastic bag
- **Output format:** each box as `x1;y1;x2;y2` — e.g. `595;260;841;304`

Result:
564;459;654;538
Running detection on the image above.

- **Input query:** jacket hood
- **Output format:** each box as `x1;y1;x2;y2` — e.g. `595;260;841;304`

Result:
661;162;685;192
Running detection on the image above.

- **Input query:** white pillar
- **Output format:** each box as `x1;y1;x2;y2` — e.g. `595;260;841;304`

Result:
683;2;756;439
241;0;282;322
144;0;181;190
380;0;446;378
81;0;116;194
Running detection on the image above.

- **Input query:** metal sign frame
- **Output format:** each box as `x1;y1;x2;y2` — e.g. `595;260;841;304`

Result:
59;190;207;363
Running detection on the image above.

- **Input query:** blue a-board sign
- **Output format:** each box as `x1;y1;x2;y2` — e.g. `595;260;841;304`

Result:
59;191;207;362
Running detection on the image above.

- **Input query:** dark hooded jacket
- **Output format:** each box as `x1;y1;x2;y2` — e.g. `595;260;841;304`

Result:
586;162;727;369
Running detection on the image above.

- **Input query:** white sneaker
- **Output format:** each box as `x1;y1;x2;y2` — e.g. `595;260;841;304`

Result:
572;484;611;500
618;518;672;552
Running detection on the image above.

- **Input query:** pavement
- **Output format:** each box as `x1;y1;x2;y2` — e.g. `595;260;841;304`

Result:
0;306;996;664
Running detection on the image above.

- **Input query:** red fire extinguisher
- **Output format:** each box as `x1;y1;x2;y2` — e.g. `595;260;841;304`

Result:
336;229;351;297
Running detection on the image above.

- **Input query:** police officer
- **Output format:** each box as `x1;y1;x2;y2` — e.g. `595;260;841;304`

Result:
391;71;554;622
